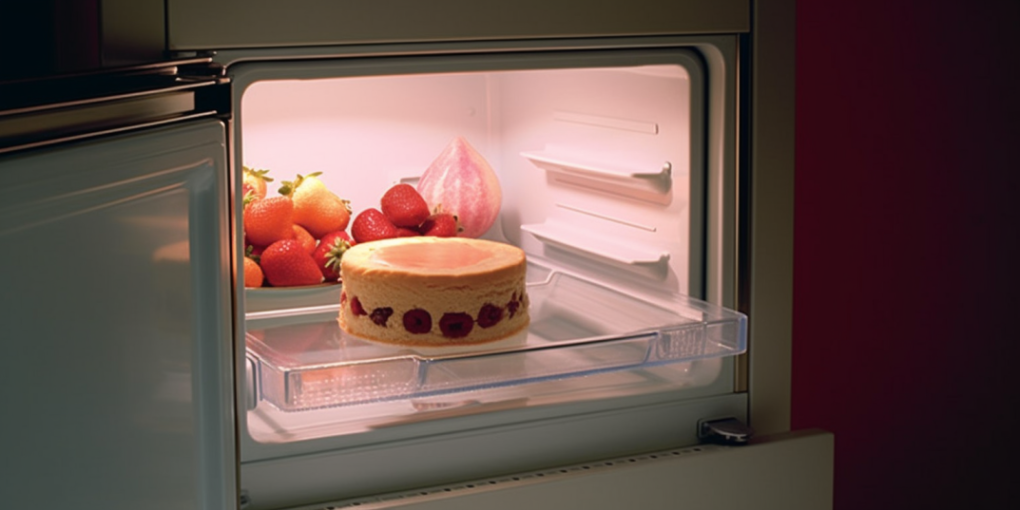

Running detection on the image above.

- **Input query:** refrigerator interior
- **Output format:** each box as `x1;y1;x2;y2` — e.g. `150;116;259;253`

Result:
234;52;746;447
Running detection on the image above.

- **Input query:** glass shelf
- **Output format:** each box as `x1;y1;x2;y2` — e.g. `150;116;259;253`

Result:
245;269;746;412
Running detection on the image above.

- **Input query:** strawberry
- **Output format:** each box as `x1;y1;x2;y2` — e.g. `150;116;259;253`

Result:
259;239;323;287
244;243;264;263
246;242;265;261
351;208;399;243
395;226;421;237
242;166;273;201
292;224;316;254
419;211;462;237
319;229;355;250
244;243;265;263
312;230;355;281
380;183;430;228
243;256;264;288
243;196;294;247
280;173;351;238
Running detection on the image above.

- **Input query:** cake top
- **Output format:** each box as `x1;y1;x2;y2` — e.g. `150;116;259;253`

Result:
341;237;525;278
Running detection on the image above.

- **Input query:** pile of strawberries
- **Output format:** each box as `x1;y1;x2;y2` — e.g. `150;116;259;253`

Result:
243;168;461;288
242;167;354;288
350;183;462;242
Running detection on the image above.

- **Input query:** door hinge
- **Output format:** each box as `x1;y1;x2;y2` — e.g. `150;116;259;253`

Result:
176;54;229;84
698;417;754;445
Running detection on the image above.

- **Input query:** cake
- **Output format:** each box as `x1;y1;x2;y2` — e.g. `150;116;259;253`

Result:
338;237;529;346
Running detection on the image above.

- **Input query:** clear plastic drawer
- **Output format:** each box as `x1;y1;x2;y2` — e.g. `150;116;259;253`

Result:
245;268;746;412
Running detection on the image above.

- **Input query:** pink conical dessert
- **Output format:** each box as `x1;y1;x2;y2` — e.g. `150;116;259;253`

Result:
416;137;502;238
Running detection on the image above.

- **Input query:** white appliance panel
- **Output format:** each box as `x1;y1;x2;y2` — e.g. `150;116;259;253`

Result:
241;393;749;510
0;120;236;509
282;430;833;510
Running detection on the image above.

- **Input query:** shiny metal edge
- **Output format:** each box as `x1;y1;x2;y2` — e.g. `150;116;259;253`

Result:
746;0;796;435
202;35;739;69
0;79;219;118
0;111;219;156
0;56;214;86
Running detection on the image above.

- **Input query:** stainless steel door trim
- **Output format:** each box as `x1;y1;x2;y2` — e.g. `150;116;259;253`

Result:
0;78;220;118
204;34;739;69
0;110;219;156
745;0;796;436
0;56;215;86
1;57;230;154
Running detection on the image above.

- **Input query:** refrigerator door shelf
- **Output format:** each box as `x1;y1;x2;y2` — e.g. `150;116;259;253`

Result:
521;150;673;204
521;222;671;268
245;265;745;413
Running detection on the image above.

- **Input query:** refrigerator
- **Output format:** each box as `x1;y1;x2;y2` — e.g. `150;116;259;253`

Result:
0;1;831;509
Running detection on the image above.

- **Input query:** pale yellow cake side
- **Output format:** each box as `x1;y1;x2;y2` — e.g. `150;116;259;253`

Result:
338;237;529;346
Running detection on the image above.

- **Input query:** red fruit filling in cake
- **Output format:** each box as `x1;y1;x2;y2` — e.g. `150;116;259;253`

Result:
477;304;504;328
438;312;474;338
350;296;367;316
403;309;432;334
370;307;394;326
507;293;521;318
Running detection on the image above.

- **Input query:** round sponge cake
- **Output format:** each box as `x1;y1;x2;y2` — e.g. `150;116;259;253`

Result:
338;237;529;346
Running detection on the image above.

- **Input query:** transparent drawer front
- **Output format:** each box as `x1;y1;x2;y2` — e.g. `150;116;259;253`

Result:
246;270;746;412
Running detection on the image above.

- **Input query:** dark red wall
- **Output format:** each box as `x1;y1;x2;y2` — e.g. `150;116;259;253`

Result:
0;1;100;80
793;1;1019;508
